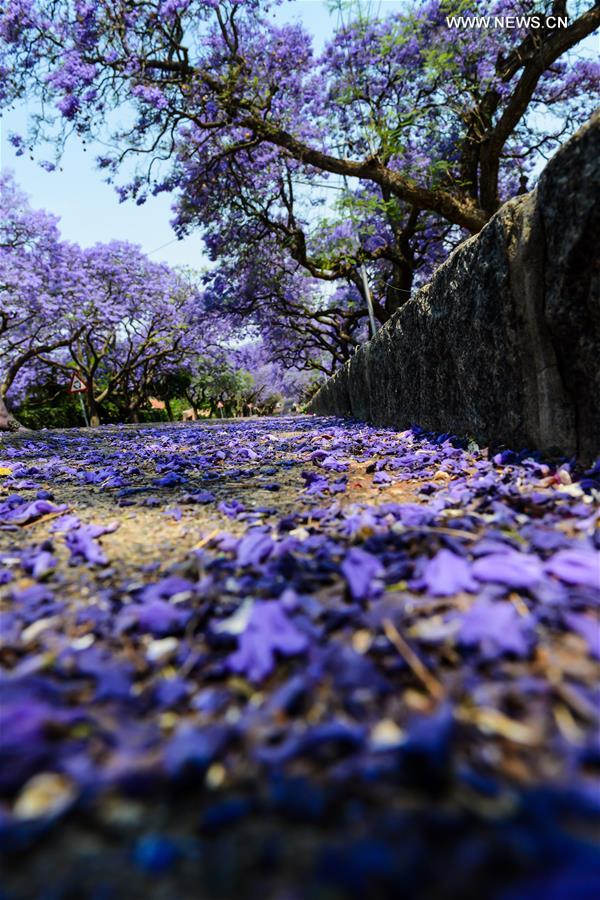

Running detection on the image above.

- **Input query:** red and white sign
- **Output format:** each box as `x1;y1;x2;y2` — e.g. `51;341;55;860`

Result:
217;401;224;409
68;372;87;394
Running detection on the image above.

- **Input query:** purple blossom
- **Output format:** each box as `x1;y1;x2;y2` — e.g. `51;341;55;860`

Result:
394;504;434;527
118;599;190;637
164;724;232;776
49;514;82;532
180;490;215;504
74;647;133;700
226;600;308;683
301;470;330;495
236;529;274;567
155;472;187;487
320;456;349;472
563;612;599;659
545;549;600;589
218;498;245;518
422;549;477;597
256;719;365;766
65;527;107;565
131;84;169;109
64;522;118;565
0;497;68;526
373;470;393;485
457;597;534;658
1;398;599;884
472;550;543;589
341;547;383;601
22;549;56;579
141;576;195;603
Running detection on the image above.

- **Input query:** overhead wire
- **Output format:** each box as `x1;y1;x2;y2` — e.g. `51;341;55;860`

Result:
146;237;181;255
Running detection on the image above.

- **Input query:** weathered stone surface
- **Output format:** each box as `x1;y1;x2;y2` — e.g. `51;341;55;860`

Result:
308;113;600;461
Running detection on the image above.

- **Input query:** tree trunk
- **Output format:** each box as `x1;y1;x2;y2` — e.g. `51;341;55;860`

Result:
0;392;25;432
385;260;414;317
164;398;174;421
88;391;101;427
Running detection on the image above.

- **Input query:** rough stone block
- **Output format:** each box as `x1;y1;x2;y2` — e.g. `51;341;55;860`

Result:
309;113;599;461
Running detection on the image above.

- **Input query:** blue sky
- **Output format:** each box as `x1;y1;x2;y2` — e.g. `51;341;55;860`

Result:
0;1;404;270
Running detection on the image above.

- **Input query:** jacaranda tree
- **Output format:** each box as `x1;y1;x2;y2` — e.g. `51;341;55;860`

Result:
40;242;206;425
0;174;85;428
202;235;369;375
0;178;216;428
170;0;599;321
1;0;597;274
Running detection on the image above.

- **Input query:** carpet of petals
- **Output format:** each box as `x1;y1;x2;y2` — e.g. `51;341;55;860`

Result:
1;416;599;899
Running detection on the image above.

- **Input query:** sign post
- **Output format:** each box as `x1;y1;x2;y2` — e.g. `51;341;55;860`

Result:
78;395;89;428
68;372;89;427
217;401;224;418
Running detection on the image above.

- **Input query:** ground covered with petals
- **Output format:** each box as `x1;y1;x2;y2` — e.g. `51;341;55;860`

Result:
1;417;599;899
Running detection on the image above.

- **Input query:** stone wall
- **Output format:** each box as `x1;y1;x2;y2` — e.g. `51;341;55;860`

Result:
308;113;599;461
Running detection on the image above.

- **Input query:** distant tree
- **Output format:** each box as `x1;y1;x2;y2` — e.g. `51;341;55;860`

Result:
0;174;83;428
38;242;206;425
0;178;209;428
202;238;369;375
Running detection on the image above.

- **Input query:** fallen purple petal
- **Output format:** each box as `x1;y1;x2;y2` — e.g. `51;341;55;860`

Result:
422;549;477;596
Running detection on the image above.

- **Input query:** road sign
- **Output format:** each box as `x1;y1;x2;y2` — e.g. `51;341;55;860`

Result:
67;372;90;426
68;372;87;394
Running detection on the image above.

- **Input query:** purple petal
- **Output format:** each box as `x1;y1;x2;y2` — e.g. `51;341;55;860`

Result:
457;597;533;658
472;551;542;589
236;530;274;567
341;547;383;601
226;600;308;683
422;549;477;596
563;612;599;658
545;549;600;589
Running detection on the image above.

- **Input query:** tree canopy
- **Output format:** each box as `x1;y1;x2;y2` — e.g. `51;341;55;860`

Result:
1;0;598;415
